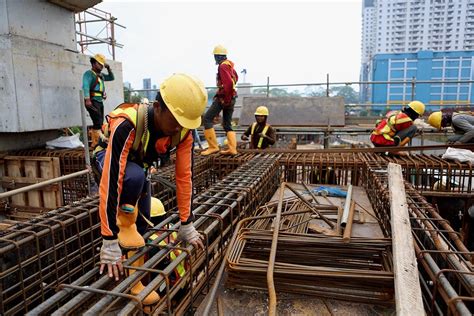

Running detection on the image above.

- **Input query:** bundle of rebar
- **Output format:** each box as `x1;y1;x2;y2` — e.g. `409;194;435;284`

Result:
27;154;280;315
224;188;394;306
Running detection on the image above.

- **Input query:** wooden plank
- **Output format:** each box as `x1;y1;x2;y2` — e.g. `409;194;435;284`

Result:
387;163;423;316
6;159;26;206
40;158;59;209
24;160;41;208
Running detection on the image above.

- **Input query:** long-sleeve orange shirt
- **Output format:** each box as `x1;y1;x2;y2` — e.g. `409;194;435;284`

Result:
99;112;194;238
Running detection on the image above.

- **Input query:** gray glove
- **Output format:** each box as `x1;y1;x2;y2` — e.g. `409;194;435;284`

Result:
100;239;122;265
178;222;203;246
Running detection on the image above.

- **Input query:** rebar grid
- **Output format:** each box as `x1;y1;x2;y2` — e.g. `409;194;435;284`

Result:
27;154;280;315
363;160;474;315
212;151;474;194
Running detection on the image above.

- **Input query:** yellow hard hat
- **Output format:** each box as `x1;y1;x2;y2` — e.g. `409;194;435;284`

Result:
254;106;269;116
406;100;425;116
428;111;442;130
213;45;228;55
150;197;165;217
92;54;106;66
160;73;208;129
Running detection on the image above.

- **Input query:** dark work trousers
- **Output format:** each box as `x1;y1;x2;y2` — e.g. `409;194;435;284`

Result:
95;150;151;235
373;125;418;147
203;98;236;132
86;99;105;129
393;125;417;145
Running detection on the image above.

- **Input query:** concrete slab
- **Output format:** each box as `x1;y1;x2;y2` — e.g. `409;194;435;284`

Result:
239;96;345;127
48;0;102;12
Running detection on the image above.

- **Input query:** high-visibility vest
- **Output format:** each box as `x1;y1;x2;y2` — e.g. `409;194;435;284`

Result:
90;71;105;97
149;231;186;279
98;103;189;161
251;122;270;149
371;111;412;141
217;60;238;91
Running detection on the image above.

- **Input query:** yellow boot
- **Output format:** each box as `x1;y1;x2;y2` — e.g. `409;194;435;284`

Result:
201;128;220;156
128;251;160;306
91;129;101;148
220;131;237;156
117;204;145;249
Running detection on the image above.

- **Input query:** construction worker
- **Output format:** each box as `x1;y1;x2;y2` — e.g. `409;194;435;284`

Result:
427;111;474;144
370;101;425;147
82;53;115;148
241;106;276;149
148;197;186;288
94;73;206;305
201;45;239;156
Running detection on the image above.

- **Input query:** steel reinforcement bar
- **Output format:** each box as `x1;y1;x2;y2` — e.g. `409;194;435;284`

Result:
28;154;280;315
363;161;474;315
212;151;474;194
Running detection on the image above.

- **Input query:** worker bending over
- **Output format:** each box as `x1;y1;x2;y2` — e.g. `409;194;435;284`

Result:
370;101;425;148
241;106;276;149
93;73;206;305
428;111;474;144
201;45;239;156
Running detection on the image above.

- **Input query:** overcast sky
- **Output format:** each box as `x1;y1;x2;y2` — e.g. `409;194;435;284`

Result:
91;0;362;90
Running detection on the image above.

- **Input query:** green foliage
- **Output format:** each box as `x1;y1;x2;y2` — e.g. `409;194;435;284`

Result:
123;86;145;103
331;85;359;104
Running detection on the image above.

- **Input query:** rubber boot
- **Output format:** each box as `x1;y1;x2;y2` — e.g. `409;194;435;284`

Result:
220;131;237;156
117;205;145;249
91;129;101;148
128;251;160;306
201;128;220;156
399;137;411;147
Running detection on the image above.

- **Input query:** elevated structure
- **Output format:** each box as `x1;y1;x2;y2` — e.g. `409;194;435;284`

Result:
0;0;123;150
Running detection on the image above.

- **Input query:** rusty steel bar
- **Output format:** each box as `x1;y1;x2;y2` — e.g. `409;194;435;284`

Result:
31;155;280;315
267;182;285;316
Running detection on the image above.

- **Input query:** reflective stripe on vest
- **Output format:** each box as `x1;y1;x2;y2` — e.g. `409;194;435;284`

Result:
101;103;189;160
251;122;269;149
371;112;412;141
91;72;104;96
219;60;237;90
149;232;186;278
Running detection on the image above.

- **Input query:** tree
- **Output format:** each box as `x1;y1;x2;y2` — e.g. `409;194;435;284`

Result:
304;86;327;97
331;86;359;104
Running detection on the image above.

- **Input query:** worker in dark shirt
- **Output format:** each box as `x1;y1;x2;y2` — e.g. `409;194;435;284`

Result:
241;106;276;149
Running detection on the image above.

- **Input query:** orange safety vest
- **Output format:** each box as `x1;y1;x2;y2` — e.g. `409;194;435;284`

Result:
251;122;270;149
371;111;412;142
96;103;189;161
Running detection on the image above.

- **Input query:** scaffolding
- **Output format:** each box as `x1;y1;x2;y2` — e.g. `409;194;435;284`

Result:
75;7;125;60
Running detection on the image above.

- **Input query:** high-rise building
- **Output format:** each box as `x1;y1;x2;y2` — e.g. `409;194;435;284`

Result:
360;0;474;104
123;81;131;90
143;78;152;101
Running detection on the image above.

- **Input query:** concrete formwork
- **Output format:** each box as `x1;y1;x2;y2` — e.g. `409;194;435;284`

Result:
0;0;123;135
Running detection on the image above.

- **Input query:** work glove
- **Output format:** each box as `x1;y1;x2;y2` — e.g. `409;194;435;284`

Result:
178;222;204;249
100;239;124;280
